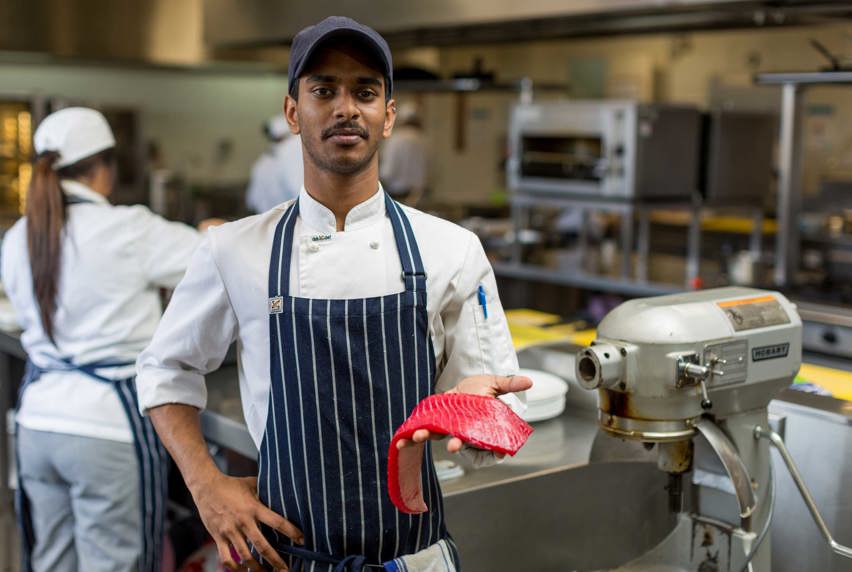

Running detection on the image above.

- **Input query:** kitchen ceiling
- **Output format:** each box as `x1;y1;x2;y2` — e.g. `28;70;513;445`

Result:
204;0;852;49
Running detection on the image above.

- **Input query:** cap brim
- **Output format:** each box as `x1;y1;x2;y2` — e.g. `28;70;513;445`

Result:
296;28;391;92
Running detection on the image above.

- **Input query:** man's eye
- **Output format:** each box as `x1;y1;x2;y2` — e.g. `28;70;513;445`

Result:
358;90;377;99
313;87;333;97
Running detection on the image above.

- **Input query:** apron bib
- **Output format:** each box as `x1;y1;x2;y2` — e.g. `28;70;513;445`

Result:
256;195;459;572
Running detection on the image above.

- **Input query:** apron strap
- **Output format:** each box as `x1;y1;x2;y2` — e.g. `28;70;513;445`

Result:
269;200;300;299
271;542;386;572
64;195;94;206
384;194;427;294
269;193;428;299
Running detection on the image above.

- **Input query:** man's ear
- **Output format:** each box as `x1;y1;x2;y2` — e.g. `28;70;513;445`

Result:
284;94;300;135
383;98;397;139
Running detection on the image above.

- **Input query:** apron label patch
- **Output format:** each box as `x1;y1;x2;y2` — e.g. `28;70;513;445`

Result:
311;234;332;242
268;296;284;314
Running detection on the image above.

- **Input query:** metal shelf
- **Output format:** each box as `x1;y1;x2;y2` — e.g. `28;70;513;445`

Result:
752;70;852;287
394;78;568;94
755;71;852;86
492;261;681;297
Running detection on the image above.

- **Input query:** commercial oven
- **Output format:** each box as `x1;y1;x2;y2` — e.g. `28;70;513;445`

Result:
507;100;701;201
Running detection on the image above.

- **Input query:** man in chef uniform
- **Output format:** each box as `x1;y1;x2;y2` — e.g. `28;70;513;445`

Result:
137;16;529;572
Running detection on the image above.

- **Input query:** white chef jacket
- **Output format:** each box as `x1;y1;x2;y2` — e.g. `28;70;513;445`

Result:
137;186;520;449
1;180;201;442
246;135;304;214
380;126;428;197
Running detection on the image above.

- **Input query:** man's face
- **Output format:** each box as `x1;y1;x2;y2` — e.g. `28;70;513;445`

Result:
285;41;395;176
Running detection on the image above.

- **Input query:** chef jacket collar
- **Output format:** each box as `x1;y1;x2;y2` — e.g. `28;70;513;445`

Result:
298;184;387;234
60;179;109;205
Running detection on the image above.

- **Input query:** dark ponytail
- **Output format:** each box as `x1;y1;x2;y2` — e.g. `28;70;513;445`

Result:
25;151;65;343
25;148;115;343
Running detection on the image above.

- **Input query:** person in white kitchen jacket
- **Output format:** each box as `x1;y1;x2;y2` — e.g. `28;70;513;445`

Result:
136;16;531;572
2;107;202;572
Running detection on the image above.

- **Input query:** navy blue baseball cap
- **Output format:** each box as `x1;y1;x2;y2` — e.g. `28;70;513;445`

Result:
288;16;393;99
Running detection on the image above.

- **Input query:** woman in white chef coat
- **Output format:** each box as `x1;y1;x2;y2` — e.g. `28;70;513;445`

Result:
1;107;202;572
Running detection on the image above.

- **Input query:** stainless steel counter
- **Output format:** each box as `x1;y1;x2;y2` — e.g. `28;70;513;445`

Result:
203;363;602;494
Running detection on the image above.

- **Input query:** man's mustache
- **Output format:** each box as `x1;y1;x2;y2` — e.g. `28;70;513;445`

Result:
322;122;369;140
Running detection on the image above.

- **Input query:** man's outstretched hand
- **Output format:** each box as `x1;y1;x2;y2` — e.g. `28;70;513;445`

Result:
394;374;533;454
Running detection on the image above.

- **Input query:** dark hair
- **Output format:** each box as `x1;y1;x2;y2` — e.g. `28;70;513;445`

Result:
26;148;115;343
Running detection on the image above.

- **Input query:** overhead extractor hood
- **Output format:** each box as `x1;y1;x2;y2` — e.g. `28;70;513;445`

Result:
204;0;852;49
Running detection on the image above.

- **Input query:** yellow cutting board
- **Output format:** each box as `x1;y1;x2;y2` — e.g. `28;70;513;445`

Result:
796;363;852;401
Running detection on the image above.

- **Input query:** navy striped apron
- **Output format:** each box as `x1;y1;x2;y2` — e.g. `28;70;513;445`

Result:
257;194;460;572
15;193;168;572
15;359;167;572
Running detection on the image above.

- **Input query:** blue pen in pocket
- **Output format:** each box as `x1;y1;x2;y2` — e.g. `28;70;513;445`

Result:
477;284;488;320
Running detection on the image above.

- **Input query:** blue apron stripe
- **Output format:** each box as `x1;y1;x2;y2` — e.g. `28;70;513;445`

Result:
342;299;366;556
131;381;167;572
275;309;302;523
361;298;385;561
112;377;166;572
308;298;334;555
290;296;318;551
121;381;157;572
380;296;401;558
326;298;349;555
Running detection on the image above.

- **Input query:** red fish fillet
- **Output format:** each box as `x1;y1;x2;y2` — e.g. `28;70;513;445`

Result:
387;393;534;514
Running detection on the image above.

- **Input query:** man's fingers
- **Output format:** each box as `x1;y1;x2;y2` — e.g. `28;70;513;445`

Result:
242;521;288;570
446;436;464;453
257;506;305;545
493;374;533;396
215;537;238;571
411;429;448;443
228;531;261;572
412;429;431;442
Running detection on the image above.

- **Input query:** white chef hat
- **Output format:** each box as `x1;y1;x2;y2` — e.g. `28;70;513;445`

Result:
33;107;116;169
265;115;290;141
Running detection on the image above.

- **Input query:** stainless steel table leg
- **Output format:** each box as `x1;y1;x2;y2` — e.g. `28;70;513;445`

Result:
750;207;764;261
620;209;634;280
511;201;524;264
687;206;701;287
578;207;589;272
774;82;804;287
637;208;650;282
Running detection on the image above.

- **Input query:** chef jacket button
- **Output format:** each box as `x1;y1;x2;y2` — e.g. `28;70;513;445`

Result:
309;244;320;253
369;241;379;250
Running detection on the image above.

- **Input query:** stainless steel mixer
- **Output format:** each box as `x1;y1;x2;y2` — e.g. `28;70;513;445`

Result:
576;287;852;571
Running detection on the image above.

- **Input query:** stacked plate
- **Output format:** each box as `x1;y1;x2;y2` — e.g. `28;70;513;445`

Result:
516;368;569;423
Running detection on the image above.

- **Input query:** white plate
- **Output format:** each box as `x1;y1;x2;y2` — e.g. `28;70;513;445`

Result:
516;368;569;423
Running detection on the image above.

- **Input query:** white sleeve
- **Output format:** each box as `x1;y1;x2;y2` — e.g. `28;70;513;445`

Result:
435;232;525;414
136;236;238;413
137;207;202;289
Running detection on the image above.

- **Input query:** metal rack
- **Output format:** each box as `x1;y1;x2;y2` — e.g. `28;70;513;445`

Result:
754;71;852;287
498;190;766;296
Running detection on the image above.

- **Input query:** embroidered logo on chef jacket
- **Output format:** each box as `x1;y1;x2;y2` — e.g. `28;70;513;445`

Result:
268;296;283;314
311;234;332;242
